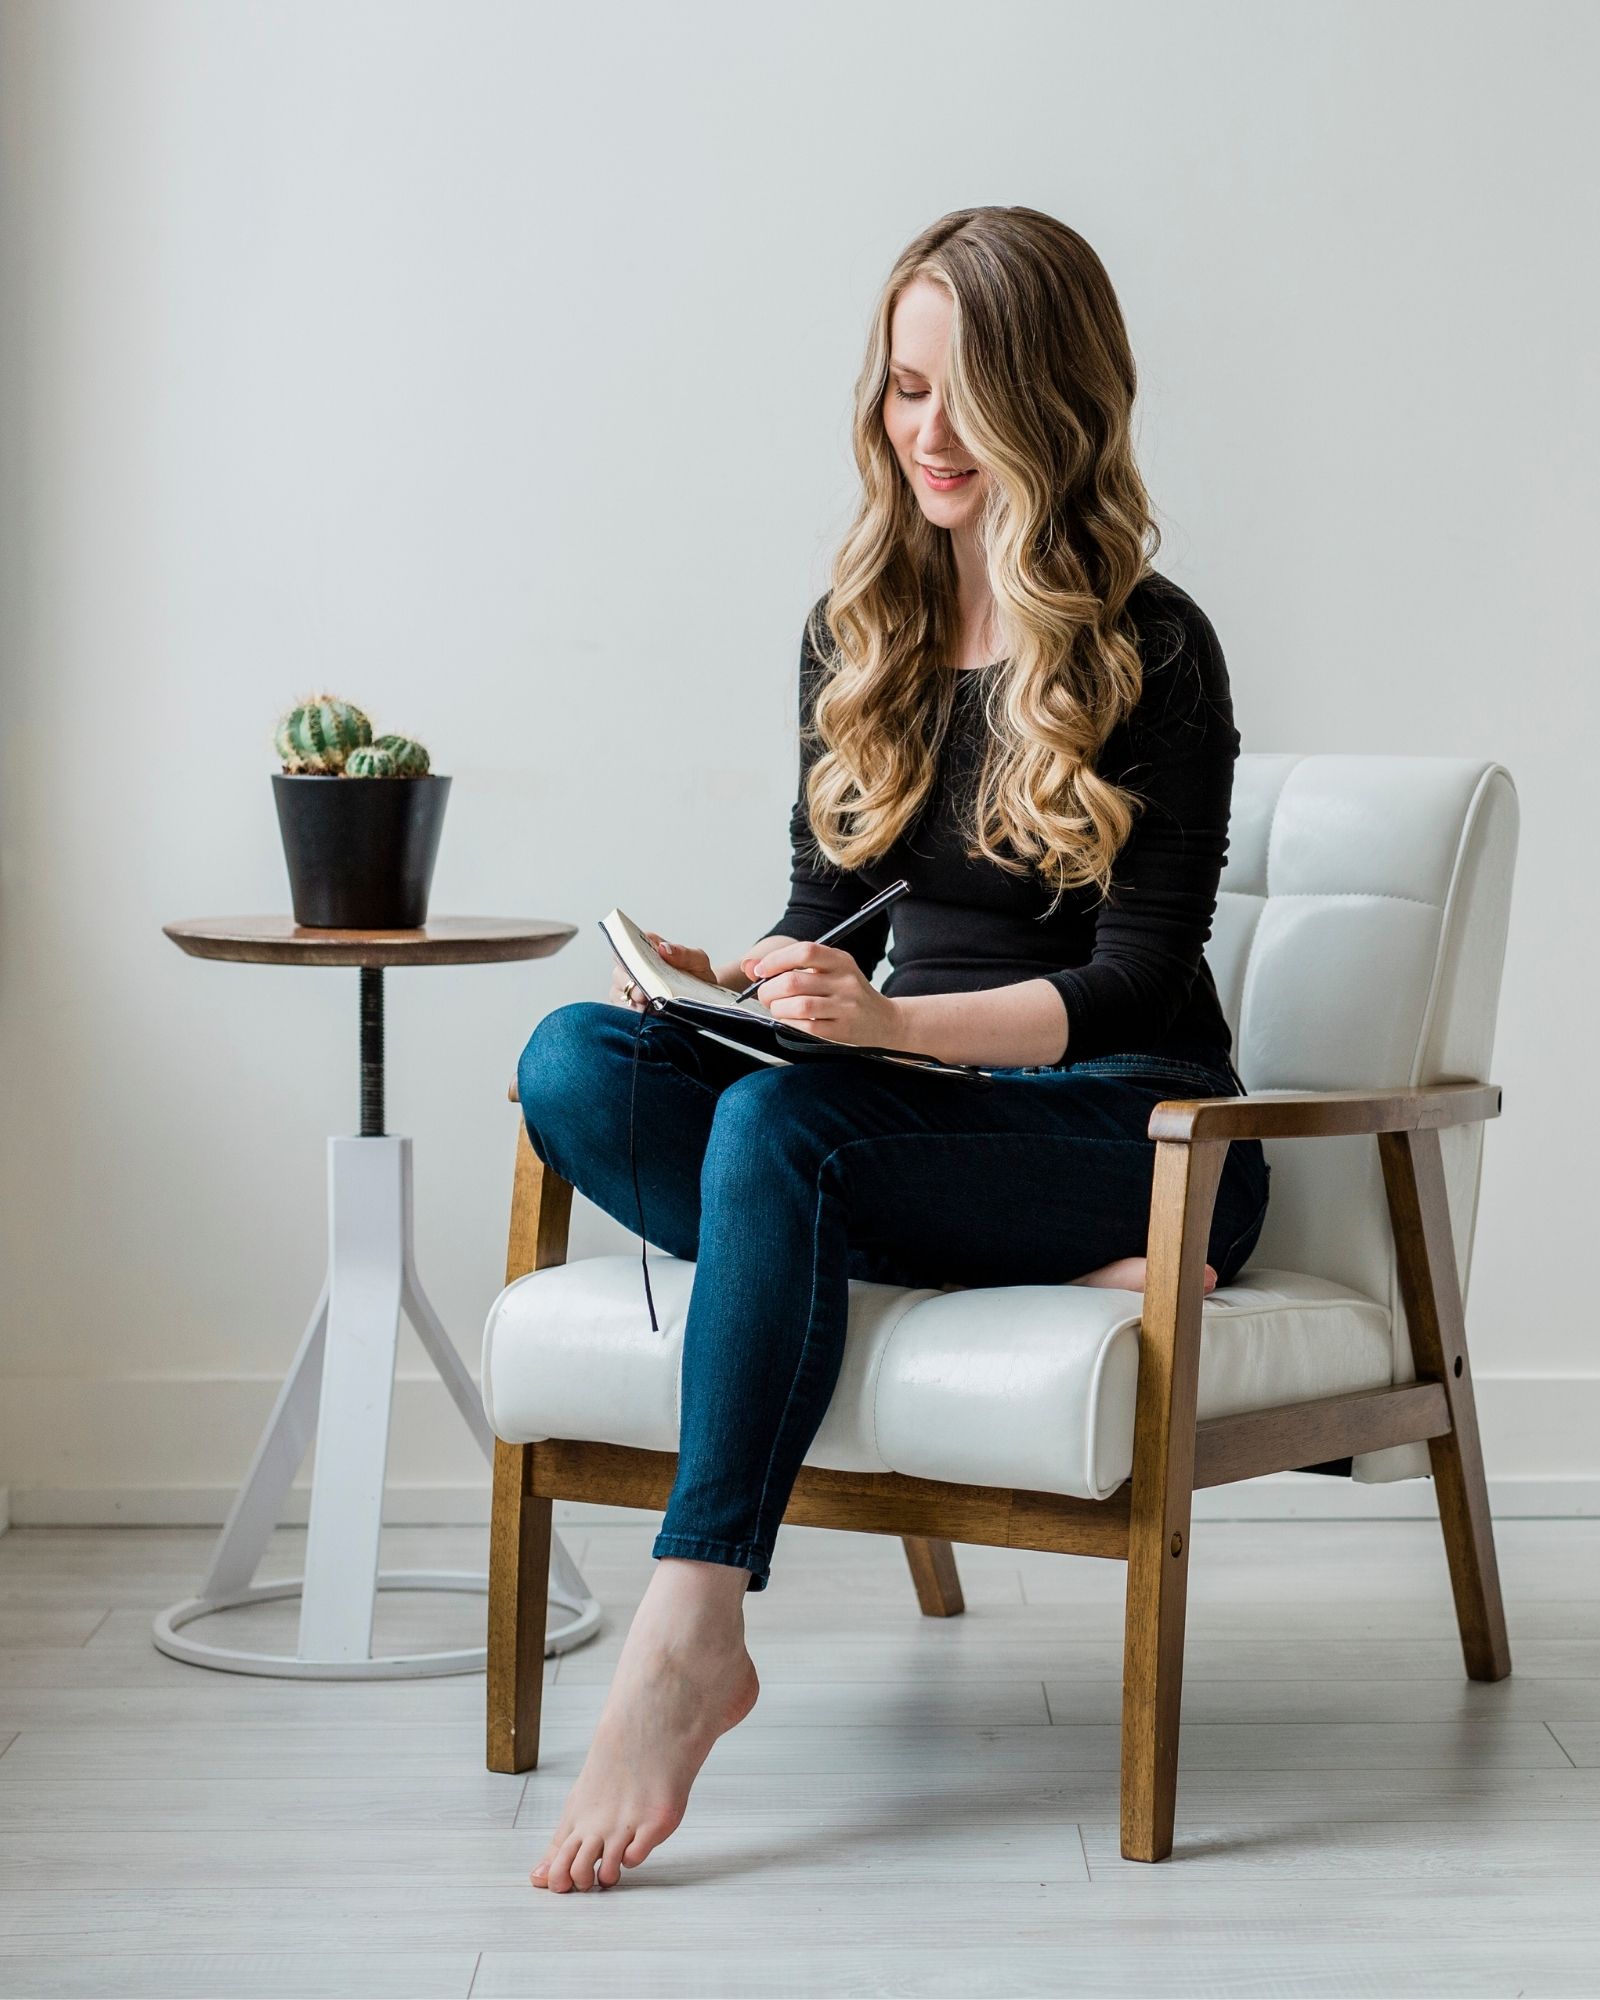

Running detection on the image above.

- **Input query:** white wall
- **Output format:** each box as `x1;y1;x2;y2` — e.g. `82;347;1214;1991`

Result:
2;0;1595;1522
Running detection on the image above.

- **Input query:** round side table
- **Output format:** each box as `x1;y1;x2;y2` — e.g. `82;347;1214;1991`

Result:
152;914;598;1679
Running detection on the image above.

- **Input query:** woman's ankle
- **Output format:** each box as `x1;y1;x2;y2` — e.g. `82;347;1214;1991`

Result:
638;1554;752;1640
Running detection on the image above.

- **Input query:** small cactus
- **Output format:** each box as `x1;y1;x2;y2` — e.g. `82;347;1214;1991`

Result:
274;694;373;774
371;733;431;777
345;744;399;778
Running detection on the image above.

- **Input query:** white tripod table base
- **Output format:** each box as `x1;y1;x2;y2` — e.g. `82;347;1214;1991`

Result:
153;1134;601;1678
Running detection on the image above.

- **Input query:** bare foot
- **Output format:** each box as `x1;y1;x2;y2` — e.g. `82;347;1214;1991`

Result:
1071;1255;1218;1294
530;1556;761;1893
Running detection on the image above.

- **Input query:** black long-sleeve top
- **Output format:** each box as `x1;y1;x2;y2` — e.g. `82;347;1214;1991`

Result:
764;571;1241;1066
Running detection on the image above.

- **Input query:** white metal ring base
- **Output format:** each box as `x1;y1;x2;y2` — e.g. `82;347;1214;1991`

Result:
153;1132;605;1679
152;1567;602;1678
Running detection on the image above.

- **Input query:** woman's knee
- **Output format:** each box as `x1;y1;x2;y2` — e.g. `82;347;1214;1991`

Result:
516;999;628;1121
701;1063;843;1187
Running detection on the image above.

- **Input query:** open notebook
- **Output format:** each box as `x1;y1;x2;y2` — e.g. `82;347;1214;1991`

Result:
599;907;994;1083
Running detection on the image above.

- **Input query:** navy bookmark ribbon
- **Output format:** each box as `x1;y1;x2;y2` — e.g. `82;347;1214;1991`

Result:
629;1006;660;1332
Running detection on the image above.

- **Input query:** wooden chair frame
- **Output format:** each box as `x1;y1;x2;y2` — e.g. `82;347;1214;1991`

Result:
486;1076;1510;1862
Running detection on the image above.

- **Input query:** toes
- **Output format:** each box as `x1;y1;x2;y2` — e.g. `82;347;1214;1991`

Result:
598;1828;632;1889
622;1812;677;1869
570;1831;606;1891
545;1830;586;1894
535;1823;644;1892
531;1808;575;1891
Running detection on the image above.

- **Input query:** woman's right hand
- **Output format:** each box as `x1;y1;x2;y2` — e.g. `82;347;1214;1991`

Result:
609;961;647;1012
609;955;651;1012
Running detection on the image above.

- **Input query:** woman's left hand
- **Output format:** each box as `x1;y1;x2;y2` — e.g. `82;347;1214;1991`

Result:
743;941;908;1050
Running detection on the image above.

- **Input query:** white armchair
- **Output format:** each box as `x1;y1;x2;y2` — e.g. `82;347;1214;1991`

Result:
480;752;1518;1862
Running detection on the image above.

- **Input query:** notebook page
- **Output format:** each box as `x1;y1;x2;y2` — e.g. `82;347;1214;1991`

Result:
600;908;775;1020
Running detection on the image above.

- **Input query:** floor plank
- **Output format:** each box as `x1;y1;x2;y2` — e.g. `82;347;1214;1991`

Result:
1;1879;1597;1955
1042;1674;1600;1726
0;1777;527;1832
0;1954;478;1999
469;1944;1600;1999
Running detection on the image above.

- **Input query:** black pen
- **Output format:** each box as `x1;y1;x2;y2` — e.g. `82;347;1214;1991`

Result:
733;879;911;1004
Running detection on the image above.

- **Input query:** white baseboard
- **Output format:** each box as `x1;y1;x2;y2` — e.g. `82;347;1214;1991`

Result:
1189;1473;1597;1520
4;1472;1597;1529
3;1483;492;1528
1;1372;1596;1528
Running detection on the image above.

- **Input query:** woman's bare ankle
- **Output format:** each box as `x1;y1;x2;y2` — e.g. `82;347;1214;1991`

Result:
621;1555;752;1654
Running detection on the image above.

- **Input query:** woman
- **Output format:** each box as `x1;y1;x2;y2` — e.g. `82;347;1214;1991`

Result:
516;205;1271;1894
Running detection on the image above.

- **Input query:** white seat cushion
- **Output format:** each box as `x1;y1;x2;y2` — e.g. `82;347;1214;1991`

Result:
481;1257;1394;1503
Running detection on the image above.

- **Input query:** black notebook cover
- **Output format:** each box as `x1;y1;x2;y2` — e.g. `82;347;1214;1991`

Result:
643;991;994;1088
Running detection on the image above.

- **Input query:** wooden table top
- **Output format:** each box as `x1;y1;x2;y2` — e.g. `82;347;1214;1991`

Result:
163;915;579;969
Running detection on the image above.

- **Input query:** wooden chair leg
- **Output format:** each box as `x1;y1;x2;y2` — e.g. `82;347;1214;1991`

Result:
901;1535;965;1616
487;1440;551;1772
1379;1125;1511;1681
487;1121;573;1774
1121;1136;1225;1862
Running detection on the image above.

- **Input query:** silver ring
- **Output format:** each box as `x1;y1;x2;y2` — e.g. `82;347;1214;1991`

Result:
623;980;637;1001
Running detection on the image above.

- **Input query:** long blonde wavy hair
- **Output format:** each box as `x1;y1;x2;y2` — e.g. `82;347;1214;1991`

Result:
804;206;1163;914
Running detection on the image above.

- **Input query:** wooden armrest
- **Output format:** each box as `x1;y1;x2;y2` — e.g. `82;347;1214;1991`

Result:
1148;1080;1501;1144
507;1077;519;1103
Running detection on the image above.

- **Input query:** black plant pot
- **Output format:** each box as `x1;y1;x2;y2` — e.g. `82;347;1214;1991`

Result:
272;772;452;929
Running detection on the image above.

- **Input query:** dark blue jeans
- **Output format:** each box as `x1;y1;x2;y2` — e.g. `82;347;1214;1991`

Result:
516;1001;1271;1593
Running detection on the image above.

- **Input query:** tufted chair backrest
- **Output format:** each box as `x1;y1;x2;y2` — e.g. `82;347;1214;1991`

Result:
1209;755;1519;1481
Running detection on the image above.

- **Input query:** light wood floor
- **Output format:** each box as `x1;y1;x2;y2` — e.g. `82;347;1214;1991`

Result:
1;1512;1598;1998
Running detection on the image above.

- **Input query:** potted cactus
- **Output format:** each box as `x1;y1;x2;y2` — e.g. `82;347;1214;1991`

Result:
270;693;451;929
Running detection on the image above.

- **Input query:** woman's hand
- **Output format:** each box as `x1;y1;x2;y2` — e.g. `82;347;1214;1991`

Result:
608;933;723;1012
742;940;908;1049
